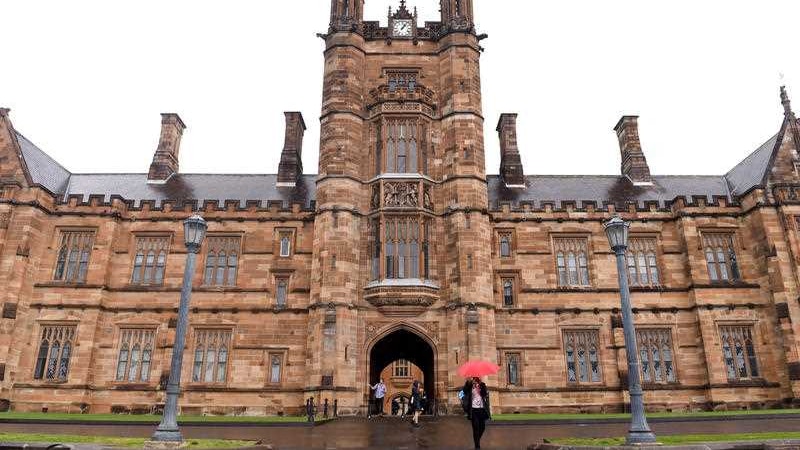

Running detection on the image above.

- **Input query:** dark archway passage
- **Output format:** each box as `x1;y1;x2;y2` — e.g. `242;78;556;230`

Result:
369;329;435;413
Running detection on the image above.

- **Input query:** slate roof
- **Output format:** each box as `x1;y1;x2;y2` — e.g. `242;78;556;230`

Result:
725;133;781;196
488;175;732;210
65;173;317;209
10;122;791;211
15;132;71;195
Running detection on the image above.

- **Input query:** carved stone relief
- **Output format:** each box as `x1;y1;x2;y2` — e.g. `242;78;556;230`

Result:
384;182;419;207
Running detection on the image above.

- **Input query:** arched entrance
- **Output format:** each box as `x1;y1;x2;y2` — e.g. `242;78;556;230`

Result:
368;327;436;415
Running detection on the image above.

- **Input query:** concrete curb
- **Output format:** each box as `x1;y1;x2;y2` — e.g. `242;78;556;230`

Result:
492;413;800;426
529;439;800;450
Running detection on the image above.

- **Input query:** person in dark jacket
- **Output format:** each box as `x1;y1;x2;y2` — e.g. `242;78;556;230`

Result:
410;380;422;426
462;377;490;449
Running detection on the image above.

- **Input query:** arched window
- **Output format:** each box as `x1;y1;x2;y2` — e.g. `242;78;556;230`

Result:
276;279;288;307
383;118;423;174
226;253;238;286
116;344;129;381
637;329;677;384
192;329;232;384
270;354;283;384
499;234;512;258
143;252;155;283
116;329;156;383
34;339;49;380
720;325;759;380
563;330;602;385
280;235;292;257
55;246;68;281
506;353;520;386
204;237;242;287
555;238;591;288
127;344;140;382
132;253;144;284
703;233;738;283
502;279;514;307
216;346;228;383
35;326;76;381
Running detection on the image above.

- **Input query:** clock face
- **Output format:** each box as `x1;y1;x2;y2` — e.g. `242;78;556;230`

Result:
393;20;413;37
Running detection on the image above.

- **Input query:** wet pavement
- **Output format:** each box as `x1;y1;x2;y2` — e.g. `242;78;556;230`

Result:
2;415;800;449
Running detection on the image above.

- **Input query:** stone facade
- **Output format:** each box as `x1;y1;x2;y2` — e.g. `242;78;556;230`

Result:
2;1;800;417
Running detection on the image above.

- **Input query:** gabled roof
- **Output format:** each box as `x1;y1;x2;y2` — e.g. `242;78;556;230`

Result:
724;132;782;197
15;131;71;195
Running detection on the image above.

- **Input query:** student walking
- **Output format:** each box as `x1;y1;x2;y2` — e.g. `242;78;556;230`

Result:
368;378;387;418
462;377;491;449
410;380;422;426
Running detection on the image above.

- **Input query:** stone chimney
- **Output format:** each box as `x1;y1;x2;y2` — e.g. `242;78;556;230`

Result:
147;113;186;184
614;116;652;186
497;113;525;188
277;112;306;187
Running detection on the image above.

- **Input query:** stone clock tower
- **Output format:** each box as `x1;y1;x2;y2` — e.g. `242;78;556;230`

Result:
311;0;495;414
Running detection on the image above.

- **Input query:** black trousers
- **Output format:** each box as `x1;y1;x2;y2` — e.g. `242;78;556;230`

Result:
374;397;384;415
470;407;488;448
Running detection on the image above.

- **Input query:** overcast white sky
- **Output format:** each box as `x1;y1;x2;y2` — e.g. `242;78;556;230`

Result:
1;1;797;177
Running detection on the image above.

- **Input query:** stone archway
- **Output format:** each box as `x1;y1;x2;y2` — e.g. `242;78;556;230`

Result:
367;326;436;415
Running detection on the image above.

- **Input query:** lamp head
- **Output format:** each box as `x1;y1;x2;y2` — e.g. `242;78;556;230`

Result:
604;215;630;251
183;214;208;252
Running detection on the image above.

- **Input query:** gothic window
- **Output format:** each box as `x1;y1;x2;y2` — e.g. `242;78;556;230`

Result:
131;236;170;286
385;119;420;174
720;325;760;381
502;278;515;307
269;353;283;384
506;353;521;386
703;233;740;283
115;329;155;383
394;359;410;377
554;238;591;288
627;238;660;287
499;232;512;258
371;219;381;281
387;72;417;93
275;277;288;308
54;231;94;284
383;216;426;280
563;330;602;384
203;236;241;287
191;329;232;383
636;329;676;384
278;231;293;258
33;325;76;381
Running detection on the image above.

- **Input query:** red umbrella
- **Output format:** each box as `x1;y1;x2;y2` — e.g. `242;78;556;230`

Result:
458;360;500;378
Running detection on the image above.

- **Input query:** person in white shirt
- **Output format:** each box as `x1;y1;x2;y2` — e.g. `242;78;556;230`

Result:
368;379;387;418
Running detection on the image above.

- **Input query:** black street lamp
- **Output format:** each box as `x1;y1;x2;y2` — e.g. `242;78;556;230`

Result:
150;214;207;445
604;215;658;445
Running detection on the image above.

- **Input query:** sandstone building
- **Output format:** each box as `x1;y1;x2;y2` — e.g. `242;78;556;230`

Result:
2;0;800;416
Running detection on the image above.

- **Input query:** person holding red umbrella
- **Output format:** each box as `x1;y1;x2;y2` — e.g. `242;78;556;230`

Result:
458;360;498;449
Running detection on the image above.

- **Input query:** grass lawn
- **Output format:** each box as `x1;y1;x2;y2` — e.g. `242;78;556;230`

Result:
0;432;254;448
0;411;323;424
493;408;800;422
553;431;800;446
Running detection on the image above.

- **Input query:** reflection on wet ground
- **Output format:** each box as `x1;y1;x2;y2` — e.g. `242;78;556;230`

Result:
1;415;800;449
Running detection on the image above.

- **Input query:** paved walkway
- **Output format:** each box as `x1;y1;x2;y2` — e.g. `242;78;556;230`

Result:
2;415;800;449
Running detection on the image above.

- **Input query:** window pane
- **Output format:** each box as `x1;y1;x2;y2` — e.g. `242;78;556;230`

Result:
568;253;578;285
34;340;49;380
58;342;71;380
217;347;228;383
204;347;216;382
226;254;238;286
132;253;144;284
117;345;129;381
128;345;140;382
47;342;60;379
204;253;215;285
155;253;166;285
215;253;226;286
193;347;204;382
141;348;152;382
648;253;659;285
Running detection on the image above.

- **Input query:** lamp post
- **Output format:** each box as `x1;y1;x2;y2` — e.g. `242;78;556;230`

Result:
604;215;657;445
151;215;207;444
